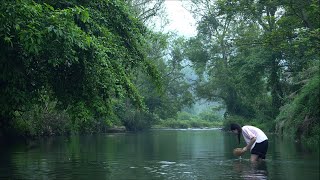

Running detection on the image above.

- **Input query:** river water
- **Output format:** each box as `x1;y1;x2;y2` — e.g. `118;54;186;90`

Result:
0;129;319;179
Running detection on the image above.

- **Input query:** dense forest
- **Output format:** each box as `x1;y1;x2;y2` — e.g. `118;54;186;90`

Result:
0;0;319;148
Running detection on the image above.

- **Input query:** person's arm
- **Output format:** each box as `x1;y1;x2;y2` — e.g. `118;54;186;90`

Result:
242;137;256;152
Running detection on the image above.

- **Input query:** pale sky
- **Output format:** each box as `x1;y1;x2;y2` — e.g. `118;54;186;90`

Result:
164;1;197;37
151;1;197;38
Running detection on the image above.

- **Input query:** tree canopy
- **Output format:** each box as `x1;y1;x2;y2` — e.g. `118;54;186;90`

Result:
185;0;319;144
0;0;162;135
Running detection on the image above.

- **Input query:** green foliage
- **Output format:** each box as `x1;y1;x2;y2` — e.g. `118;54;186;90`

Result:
198;109;223;122
185;2;268;118
158;118;222;129
276;66;319;147
156;109;223;129
188;0;319;148
13;90;70;137
1;0;318;144
177;110;223;122
175;109;223;122
132;33;195;122
177;111;194;121
223;115;275;133
67;101;94;133
303;124;320;151
161;119;189;129
121;110;160;131
0;0;162;136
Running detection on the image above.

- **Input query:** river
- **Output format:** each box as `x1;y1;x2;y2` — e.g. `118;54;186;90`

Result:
0;129;319;179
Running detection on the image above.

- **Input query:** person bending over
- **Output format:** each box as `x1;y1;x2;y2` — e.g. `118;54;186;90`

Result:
230;123;268;162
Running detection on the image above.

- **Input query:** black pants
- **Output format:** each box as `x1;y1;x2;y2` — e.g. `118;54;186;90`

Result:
251;140;268;159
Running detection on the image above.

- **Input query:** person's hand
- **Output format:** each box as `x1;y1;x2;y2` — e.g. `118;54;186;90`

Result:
242;147;248;152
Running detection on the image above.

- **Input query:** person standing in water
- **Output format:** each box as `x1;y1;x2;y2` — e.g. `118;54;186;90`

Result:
230;123;268;162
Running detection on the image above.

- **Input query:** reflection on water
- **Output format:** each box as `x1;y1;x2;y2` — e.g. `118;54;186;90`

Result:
231;159;268;180
0;129;319;180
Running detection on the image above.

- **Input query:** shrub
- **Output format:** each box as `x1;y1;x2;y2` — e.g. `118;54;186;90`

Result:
177;111;195;121
160;119;190;129
157;119;222;129
199;110;223;122
122;110;160;131
14;95;70;137
276;73;320;147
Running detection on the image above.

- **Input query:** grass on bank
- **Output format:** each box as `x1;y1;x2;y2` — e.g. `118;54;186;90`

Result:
153;111;224;129
153;118;223;129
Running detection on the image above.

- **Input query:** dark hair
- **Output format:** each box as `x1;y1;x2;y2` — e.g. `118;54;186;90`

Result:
230;123;242;144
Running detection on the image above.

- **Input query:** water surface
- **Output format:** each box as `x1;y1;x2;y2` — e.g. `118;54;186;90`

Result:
0;129;319;179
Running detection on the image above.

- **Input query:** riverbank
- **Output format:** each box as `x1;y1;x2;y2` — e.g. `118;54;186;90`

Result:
153;119;223;129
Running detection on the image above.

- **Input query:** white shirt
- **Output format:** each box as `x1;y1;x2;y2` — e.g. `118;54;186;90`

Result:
242;125;268;150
